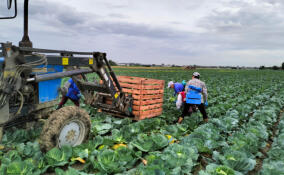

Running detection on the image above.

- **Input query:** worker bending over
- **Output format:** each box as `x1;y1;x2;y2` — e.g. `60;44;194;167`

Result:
168;81;184;96
56;76;82;110
178;72;208;123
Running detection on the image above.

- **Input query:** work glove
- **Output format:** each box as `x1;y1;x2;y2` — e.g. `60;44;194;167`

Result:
205;101;208;107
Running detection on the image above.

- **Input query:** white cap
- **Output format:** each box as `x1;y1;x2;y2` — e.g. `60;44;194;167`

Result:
193;72;200;77
168;81;174;88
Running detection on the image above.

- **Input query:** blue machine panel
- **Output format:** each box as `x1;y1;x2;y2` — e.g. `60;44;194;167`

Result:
38;65;63;103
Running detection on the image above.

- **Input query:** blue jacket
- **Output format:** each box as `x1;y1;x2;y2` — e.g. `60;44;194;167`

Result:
174;83;184;96
186;85;202;104
66;79;80;100
0;57;4;72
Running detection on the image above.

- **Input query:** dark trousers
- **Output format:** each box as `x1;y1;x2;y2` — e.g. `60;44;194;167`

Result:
181;103;208;119
57;96;80;110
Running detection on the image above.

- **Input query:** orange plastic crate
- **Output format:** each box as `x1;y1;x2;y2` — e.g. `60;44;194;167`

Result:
104;76;165;120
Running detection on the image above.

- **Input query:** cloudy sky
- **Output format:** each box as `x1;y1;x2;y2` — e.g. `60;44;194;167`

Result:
1;0;284;66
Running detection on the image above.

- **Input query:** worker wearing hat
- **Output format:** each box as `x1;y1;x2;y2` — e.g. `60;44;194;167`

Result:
178;72;208;123
168;81;184;96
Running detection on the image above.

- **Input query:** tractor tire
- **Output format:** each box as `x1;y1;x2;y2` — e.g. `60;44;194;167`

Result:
40;106;91;152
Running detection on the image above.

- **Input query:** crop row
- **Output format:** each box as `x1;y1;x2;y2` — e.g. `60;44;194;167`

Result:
117;72;284;174
259;109;284;174
197;86;284;174
0;69;283;175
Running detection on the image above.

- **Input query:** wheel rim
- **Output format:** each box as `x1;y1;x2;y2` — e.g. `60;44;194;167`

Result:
58;119;86;147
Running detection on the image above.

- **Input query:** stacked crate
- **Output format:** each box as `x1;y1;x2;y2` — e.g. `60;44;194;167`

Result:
104;76;165;120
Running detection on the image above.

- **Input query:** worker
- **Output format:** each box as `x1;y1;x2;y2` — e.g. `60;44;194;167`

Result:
0;57;4;72
178;72;208;123
56;76;82;110
168;81;184;96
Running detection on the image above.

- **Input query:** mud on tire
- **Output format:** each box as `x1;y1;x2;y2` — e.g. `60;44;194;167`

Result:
40;106;91;152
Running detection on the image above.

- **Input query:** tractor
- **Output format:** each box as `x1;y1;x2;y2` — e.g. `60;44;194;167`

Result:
0;0;133;151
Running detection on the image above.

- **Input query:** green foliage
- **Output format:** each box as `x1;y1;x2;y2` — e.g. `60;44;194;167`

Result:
55;167;92;175
272;65;279;70
131;133;168;152
261;161;284;175
2;160;41;175
181;123;227;153
91;147;138;174
161;123;189;139
45;146;72;167
213;150;256;173
92;123;113;135
128;143;198;174
199;164;243;175
1;68;284;174
2;127;41;144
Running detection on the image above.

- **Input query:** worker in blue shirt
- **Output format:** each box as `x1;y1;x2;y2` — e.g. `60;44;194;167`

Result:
168;81;184;96
0;57;4;72
56;76;82;110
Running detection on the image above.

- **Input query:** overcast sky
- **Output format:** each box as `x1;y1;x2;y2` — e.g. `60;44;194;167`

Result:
1;0;284;66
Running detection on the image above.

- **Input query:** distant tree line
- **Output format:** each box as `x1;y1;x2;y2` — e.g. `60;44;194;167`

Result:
259;62;284;70
109;60;118;66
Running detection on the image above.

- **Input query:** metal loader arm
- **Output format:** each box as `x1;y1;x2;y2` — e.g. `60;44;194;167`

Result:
0;0;133;120
16;46;133;116
71;52;133;116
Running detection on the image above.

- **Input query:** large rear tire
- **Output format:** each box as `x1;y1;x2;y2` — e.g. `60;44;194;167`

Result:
40;106;91;151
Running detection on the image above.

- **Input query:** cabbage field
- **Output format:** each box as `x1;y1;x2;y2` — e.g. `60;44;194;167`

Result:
1;68;284;175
